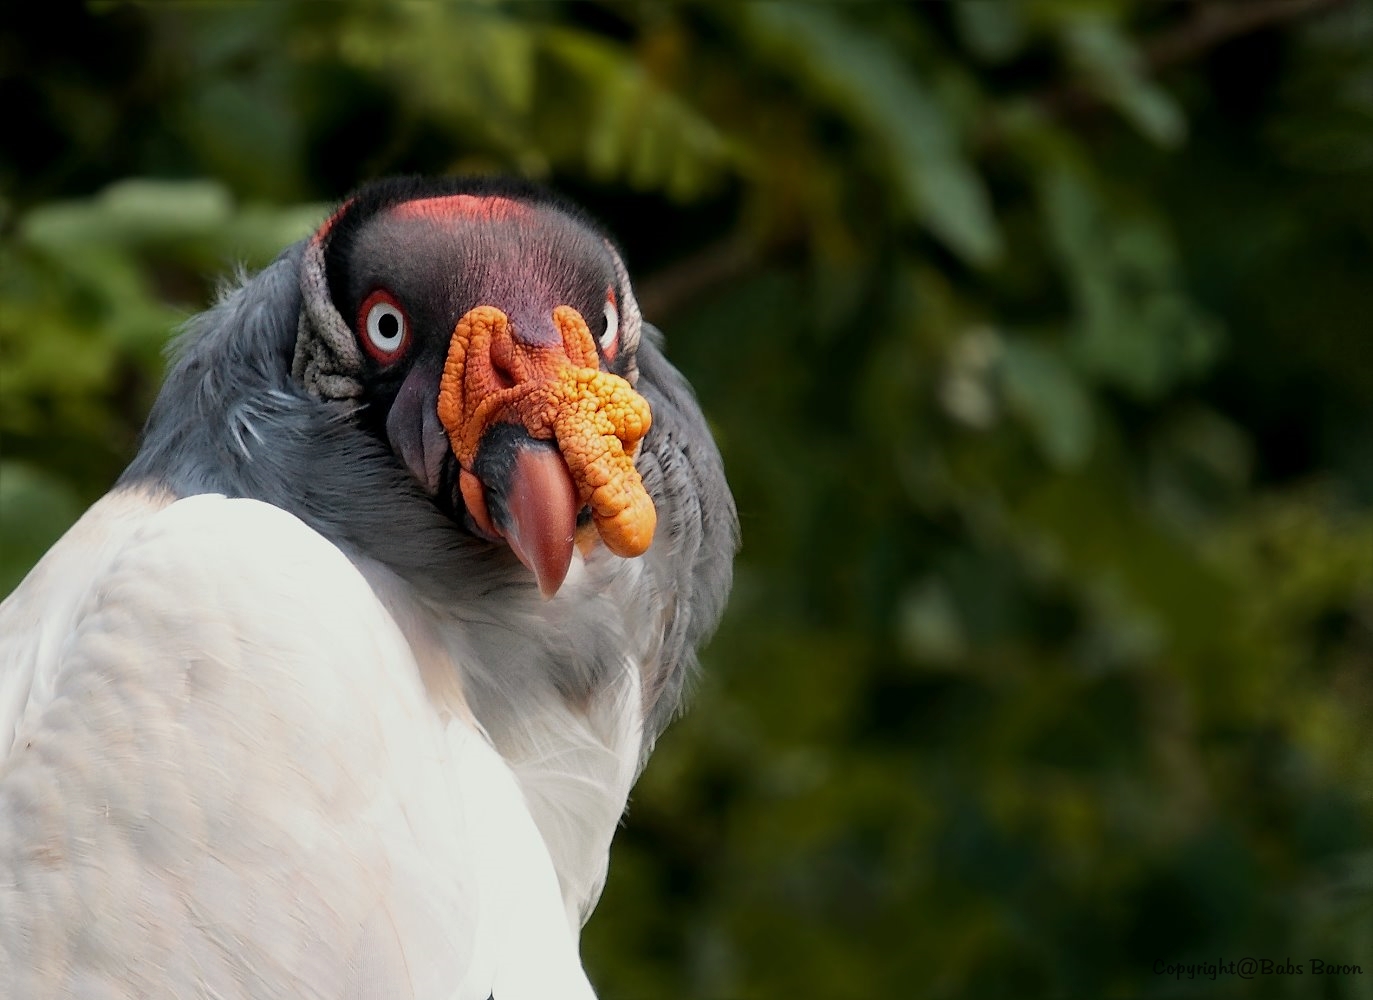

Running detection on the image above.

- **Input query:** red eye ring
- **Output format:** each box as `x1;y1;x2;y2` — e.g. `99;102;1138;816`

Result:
357;289;411;363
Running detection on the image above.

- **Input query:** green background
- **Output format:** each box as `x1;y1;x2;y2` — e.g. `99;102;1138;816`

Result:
4;2;1372;996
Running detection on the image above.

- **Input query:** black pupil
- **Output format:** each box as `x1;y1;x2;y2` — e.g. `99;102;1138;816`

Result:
378;312;399;340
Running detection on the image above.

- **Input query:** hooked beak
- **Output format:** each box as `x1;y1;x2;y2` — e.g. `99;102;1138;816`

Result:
462;425;578;598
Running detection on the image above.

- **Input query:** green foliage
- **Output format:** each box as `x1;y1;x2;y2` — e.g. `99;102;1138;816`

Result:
731;2;1001;265
4;1;1373;996
0;177;326;565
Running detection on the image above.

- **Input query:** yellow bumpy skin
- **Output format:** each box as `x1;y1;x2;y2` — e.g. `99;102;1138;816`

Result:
437;305;656;558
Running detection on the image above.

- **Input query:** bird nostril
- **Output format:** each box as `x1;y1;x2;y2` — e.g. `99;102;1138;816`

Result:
491;358;516;391
489;337;518;391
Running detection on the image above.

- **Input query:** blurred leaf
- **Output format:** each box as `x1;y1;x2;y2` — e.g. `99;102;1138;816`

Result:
1272;1;1373;174
735;2;1002;265
1036;153;1224;399
954;2;1029;63
999;338;1095;469
897;576;969;667
20;179;325;266
23;179;234;247
537;27;737;199
334;4;538;159
0;462;82;596
1059;16;1186;147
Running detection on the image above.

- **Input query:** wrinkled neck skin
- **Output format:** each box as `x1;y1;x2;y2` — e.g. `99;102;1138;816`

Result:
119;241;737;925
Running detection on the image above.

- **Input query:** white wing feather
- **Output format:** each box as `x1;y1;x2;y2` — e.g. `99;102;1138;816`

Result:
0;492;592;1000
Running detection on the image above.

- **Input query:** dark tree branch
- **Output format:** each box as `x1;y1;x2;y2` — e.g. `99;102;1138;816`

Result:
1144;0;1347;72
636;233;759;322
1036;0;1349;121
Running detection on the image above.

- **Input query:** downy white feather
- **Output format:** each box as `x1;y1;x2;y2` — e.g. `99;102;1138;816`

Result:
0;493;592;1000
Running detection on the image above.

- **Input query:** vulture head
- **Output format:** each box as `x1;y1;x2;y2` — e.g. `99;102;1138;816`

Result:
121;173;737;746
294;178;658;597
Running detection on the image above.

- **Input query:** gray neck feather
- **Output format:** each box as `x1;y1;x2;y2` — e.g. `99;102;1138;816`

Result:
119;240;738;744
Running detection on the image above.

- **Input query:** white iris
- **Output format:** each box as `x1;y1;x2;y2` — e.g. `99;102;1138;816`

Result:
600;298;618;352
366;301;406;355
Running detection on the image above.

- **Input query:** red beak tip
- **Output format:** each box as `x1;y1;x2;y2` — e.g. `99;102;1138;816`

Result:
537;568;567;600
504;446;579;600
508;531;573;599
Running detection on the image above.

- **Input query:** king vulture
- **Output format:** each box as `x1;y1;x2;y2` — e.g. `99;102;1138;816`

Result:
0;176;738;999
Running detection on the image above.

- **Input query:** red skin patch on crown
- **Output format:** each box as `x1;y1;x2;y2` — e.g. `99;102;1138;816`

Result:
312;198;354;243
392;195;532;223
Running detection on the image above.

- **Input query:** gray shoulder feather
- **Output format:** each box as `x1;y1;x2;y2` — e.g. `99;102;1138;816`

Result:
118;242;478;584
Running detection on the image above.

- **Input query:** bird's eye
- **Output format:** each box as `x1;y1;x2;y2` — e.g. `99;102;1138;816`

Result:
358;290;410;363
599;292;619;356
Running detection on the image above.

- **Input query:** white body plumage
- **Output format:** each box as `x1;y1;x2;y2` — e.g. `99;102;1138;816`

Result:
1;491;599;999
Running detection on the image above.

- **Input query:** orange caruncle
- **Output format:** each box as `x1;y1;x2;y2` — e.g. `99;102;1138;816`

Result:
436;305;656;559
